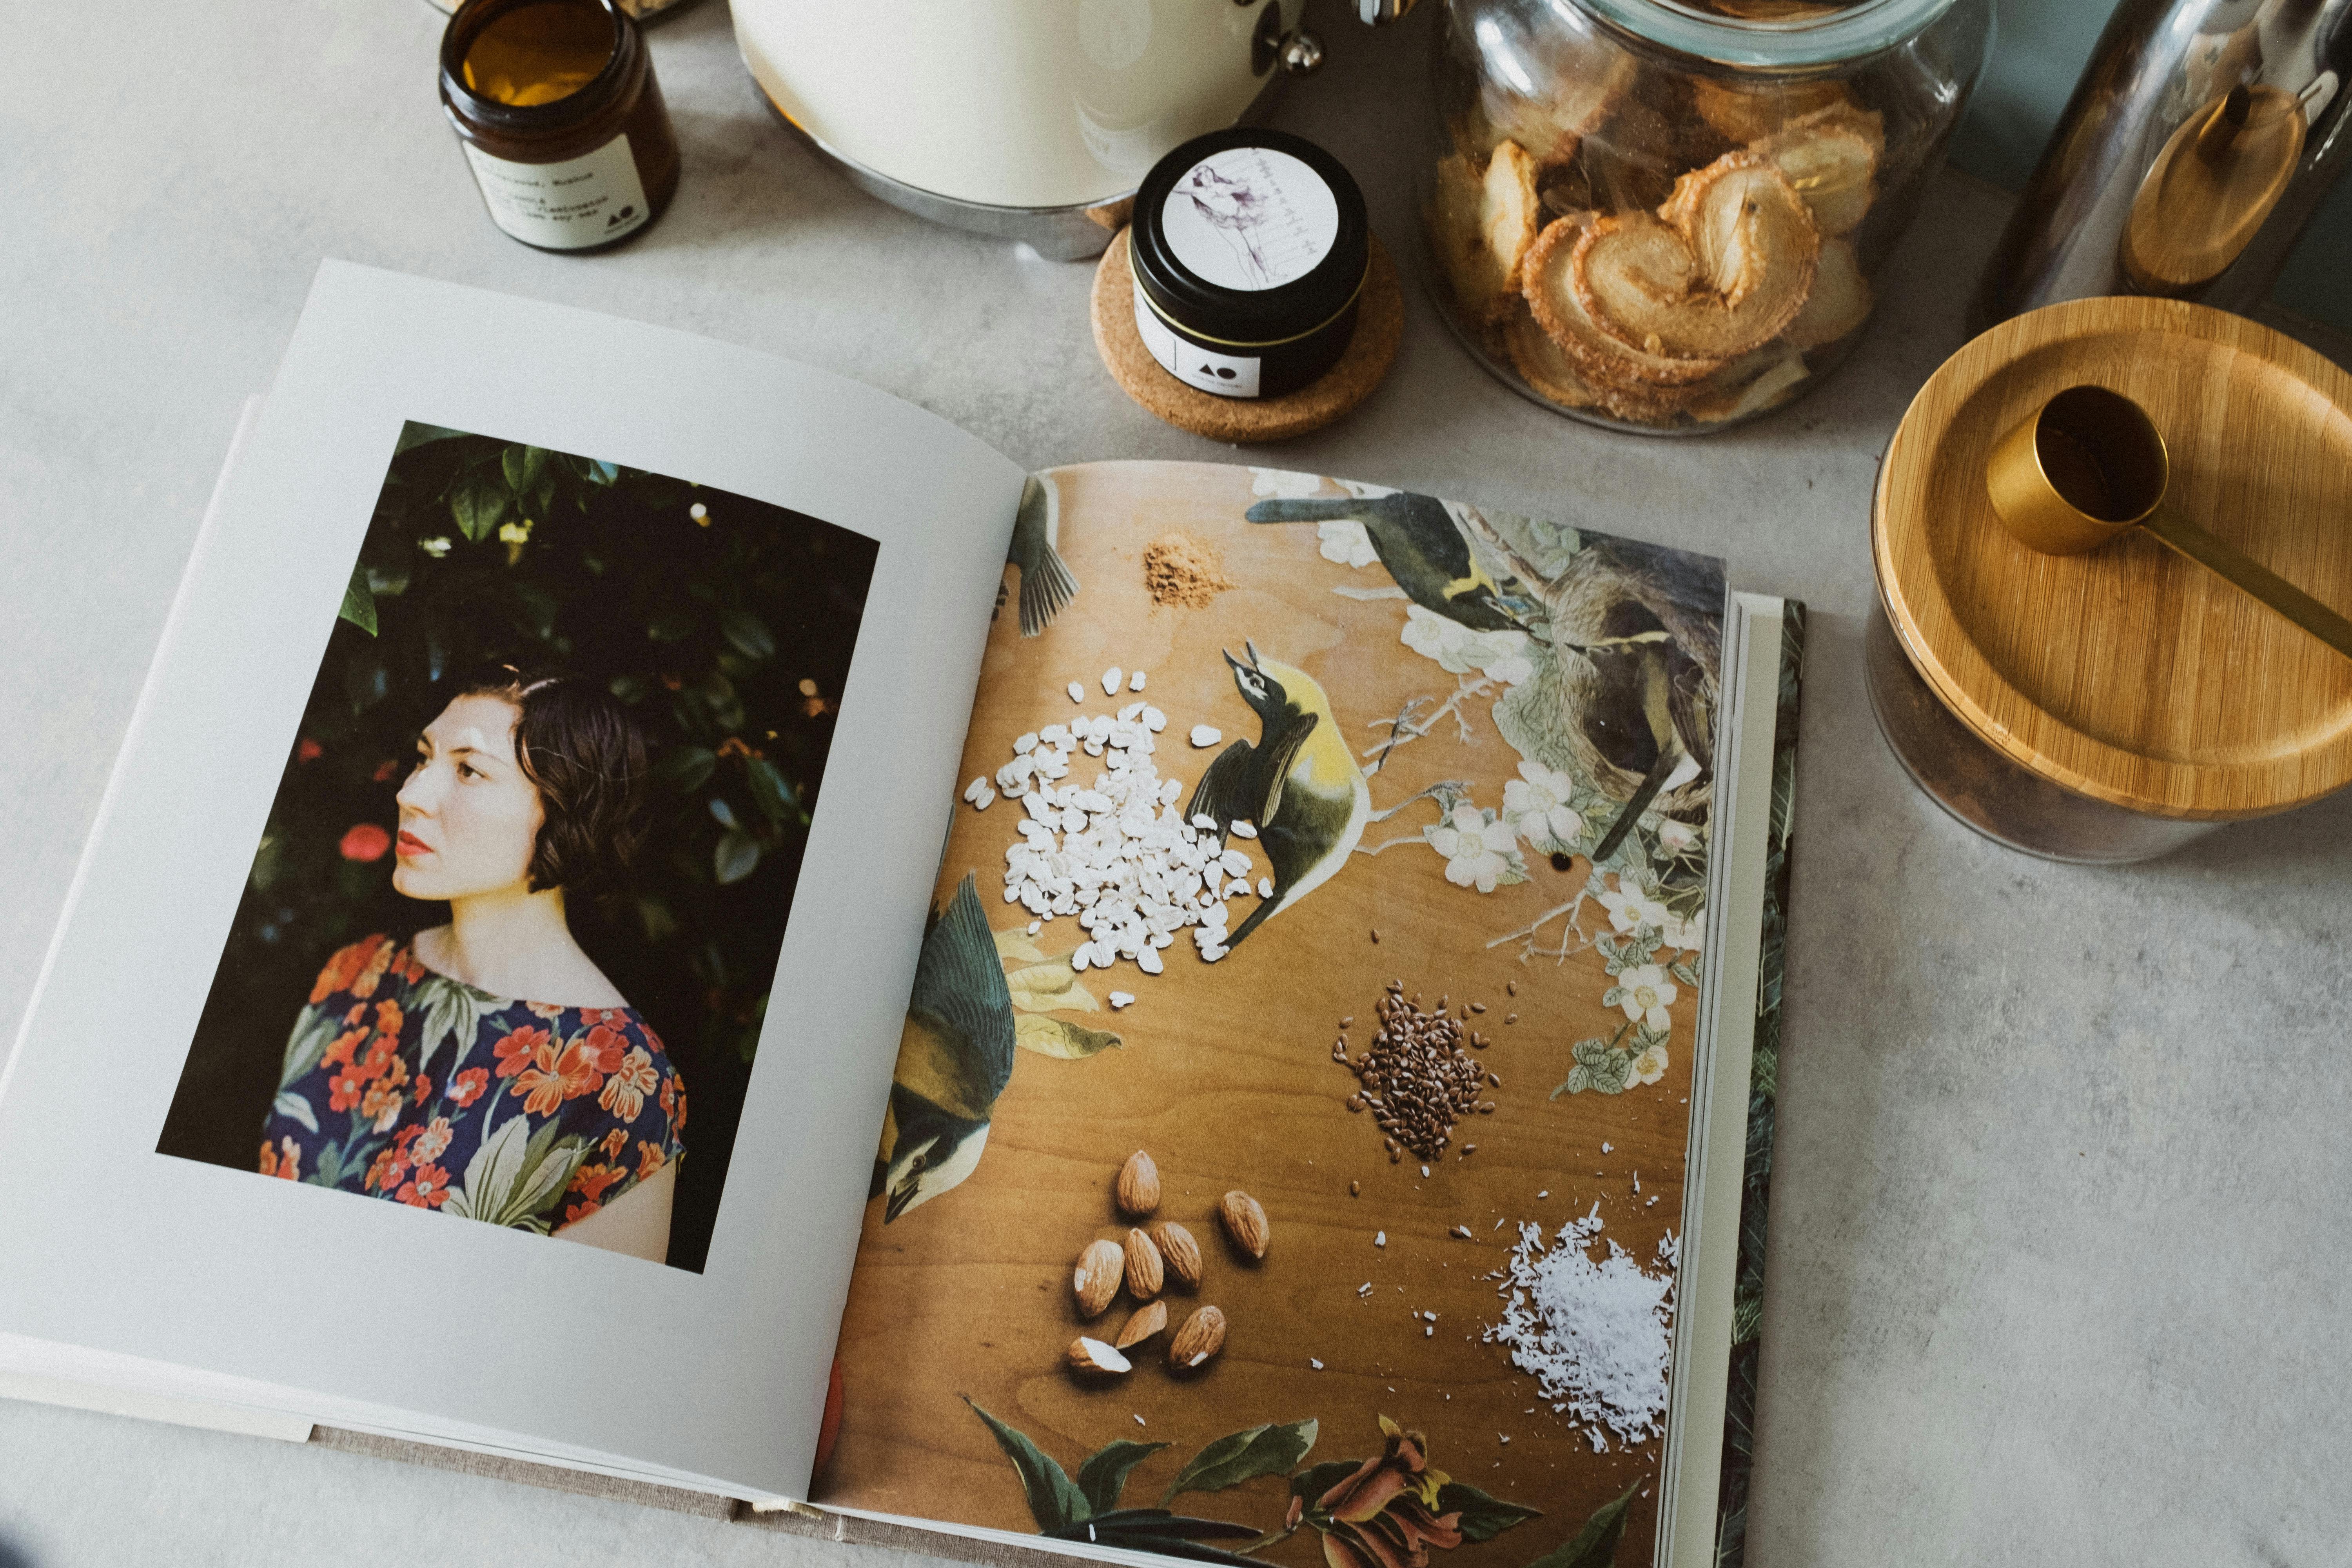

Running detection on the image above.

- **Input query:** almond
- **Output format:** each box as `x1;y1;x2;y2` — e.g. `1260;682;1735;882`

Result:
1115;1150;1161;1216
1073;1239;1123;1318
1169;1305;1227;1370
1218;1191;1269;1260
1067;1336;1132;1376
1124;1227;1165;1300
1114;1299;1168;1350
1152;1221;1203;1290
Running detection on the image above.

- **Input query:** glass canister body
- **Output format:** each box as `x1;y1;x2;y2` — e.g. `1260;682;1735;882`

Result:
440;0;682;252
1423;0;1992;434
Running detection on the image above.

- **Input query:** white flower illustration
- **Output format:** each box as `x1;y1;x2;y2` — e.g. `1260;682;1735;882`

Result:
1428;804;1521;894
1628;1040;1669;1086
1663;910;1705;953
1249;467;1324;499
1657;819;1700;854
1399;606;1535;684
1615;966;1677;1031
1317;519;1379;568
1599;877;1671;935
1503;760;1584;852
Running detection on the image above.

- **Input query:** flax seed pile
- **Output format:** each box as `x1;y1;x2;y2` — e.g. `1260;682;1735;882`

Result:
1333;981;1497;1161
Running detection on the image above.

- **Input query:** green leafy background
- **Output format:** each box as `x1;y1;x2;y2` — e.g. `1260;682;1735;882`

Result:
156;423;878;1272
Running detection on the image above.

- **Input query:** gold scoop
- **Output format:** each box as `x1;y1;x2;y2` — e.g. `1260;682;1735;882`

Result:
1985;385;2352;662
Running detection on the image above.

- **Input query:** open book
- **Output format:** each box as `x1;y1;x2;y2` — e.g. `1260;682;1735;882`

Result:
0;264;1802;1568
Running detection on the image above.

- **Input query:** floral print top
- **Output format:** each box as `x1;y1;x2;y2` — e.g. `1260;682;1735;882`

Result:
259;934;685;1234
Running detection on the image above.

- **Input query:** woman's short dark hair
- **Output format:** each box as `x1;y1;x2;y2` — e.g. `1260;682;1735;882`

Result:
457;665;646;900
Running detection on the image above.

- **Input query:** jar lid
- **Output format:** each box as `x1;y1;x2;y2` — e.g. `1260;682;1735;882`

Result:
1873;297;2352;820
1130;130;1368;348
1577;0;1964;67
440;0;632;134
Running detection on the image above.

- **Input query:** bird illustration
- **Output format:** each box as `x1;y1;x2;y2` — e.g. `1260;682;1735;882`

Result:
1187;642;1372;952
1245;490;1531;632
872;873;1016;1223
1006;472;1079;637
1453;508;1722;861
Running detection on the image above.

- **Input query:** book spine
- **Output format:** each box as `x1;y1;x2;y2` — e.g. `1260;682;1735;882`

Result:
1711;601;1805;1568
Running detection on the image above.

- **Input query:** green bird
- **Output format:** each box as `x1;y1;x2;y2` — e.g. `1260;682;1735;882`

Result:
1006;472;1079;637
1187;642;1372;953
872;873;1015;1222
1245;490;1529;632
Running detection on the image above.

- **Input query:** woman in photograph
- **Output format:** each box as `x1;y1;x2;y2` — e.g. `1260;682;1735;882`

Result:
260;667;685;1263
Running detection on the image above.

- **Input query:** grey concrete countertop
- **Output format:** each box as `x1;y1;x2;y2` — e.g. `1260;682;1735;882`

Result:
4;1;2348;1564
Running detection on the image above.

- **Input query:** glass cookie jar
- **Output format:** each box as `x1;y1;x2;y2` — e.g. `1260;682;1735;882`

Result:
1424;0;1993;434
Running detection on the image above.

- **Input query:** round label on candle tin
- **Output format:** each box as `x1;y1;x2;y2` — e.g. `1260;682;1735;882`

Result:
1158;147;1340;292
460;132;650;250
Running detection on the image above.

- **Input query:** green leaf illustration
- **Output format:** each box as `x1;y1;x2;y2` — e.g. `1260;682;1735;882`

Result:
394;422;468;455
720;607;776;660
965;1398;1090;1533
279;1006;339;1090
744;756;798;824
652;745;716;793
1075;1439;1169;1518
1161;1419;1317;1505
450;473;508;542
1436;1481;1541;1543
1014;1016;1122;1059
1045;1508;1267;1564
501;443;549;497
1006;958;1097;1014
339;565;378;636
270;1092;318;1135
1525;1477;1643;1568
715;830;760;884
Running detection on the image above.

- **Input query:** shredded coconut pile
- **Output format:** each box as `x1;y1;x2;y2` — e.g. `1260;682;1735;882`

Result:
1485;1204;1676;1450
973;705;1258;971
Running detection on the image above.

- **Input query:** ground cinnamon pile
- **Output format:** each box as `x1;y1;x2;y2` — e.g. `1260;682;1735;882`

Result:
1142;532;1235;609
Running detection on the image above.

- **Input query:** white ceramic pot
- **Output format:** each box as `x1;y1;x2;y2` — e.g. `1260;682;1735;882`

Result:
735;0;1312;256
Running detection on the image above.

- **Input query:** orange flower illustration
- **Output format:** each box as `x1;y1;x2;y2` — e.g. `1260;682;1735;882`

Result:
512;1038;604;1117
327;1065;369;1113
412;1116;454;1164
449;1067;489;1109
365;1146;410;1192
322;1027;367;1071
563;1200;601;1225
1314;1420;1464;1568
635;1141;667;1182
359;1057;411;1131
373;999;404;1038
581;1023;630;1074
310;935;389;1004
494;1025;550;1080
397;1164;451;1209
258;1138;301;1180
413;1073;432;1106
598;1045;658;1121
601;1128;628;1158
569;1162;626;1205
349;938;397;999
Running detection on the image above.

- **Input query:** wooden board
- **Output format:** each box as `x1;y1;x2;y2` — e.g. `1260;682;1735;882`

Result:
817;464;1713;1567
1873;296;2352;819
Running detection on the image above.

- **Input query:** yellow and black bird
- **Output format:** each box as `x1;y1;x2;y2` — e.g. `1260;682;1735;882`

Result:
1245;490;1528;632
1188;642;1371;951
1005;473;1079;637
1454;508;1721;863
872;873;1015;1222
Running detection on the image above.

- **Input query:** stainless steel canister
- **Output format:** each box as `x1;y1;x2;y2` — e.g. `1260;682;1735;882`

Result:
1975;0;2352;328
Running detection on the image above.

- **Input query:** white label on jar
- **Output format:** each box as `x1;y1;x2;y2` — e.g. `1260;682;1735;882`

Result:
1134;278;1261;398
461;133;649;250
1160;147;1338;292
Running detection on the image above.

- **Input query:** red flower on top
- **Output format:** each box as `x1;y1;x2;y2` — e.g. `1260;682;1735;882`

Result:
449;1067;489;1109
396;1164;451;1209
568;1162;626;1205
340;823;391;863
512;1038;605;1118
1313;1421;1465;1568
297;738;323;764
494;1026;551;1080
581;1023;630;1074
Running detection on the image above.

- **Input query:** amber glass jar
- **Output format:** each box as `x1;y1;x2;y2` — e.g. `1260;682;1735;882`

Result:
439;0;681;252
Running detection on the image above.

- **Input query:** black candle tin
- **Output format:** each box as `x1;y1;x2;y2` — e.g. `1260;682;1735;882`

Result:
1129;129;1368;400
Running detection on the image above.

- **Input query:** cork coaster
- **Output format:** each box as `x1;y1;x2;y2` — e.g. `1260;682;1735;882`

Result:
1091;229;1403;443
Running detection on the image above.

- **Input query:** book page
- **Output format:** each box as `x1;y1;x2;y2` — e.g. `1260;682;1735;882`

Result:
0;262;1026;1497
818;462;1729;1563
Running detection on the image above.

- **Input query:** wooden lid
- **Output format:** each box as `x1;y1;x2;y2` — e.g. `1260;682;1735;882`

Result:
1874;297;2352;820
